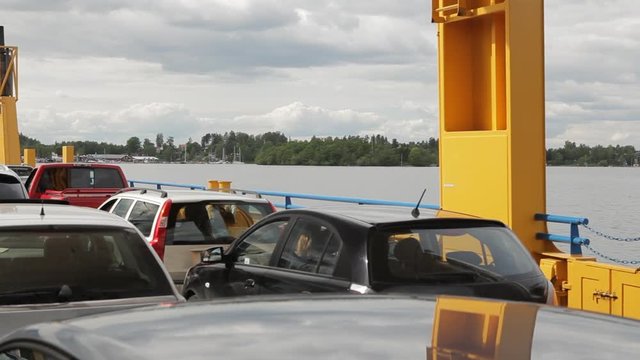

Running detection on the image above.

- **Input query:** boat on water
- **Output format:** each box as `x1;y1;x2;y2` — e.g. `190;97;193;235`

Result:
1;0;639;323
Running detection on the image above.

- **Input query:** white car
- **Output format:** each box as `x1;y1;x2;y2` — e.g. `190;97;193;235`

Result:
99;189;276;286
0;202;184;337
0;165;28;200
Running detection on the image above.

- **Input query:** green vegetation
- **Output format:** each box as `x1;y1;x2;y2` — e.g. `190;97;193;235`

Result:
19;134;640;167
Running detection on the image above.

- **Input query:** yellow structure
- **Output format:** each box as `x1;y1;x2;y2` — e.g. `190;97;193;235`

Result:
428;296;538;360
0;39;20;165
207;180;220;190
432;0;640;319
62;145;74;163
23;148;35;167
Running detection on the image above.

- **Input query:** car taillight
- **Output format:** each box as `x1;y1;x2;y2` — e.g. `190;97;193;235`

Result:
151;199;172;260
268;201;277;213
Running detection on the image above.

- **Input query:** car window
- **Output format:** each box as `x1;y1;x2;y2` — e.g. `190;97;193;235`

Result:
371;225;539;283
40;168;67;191
94;168;125;188
68;168;93;188
0;343;70;360
0;227;174;304
235;220;288;266
100;198;119;212
277;219;341;275
166;201;274;245
112;198;134;218
128;201;159;237
0;174;27;199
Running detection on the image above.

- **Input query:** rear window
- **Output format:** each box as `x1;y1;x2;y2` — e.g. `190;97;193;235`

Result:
166;201;274;245
0;174;27;199
370;224;539;284
38;167;125;191
0;227;173;305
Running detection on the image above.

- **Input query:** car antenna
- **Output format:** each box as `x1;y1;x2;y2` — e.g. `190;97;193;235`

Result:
411;188;427;219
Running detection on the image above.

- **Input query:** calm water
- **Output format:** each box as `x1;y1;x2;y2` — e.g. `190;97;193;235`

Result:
119;164;640;264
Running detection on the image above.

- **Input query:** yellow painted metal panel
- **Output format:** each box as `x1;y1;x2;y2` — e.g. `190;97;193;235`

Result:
62;145;74;163
611;268;640;320
23;148;36;167
567;260;611;315
440;133;509;224
0;97;21;165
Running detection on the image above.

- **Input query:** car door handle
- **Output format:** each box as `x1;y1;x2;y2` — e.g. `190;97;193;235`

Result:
244;279;256;288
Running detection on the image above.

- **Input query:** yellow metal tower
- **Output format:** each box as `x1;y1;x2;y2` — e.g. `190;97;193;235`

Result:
432;0;556;257
432;0;640;319
0;26;20;165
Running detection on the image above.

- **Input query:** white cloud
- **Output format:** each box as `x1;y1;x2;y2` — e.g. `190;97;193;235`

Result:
1;0;638;148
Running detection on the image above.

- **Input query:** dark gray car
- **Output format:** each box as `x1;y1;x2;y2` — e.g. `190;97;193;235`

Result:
0;294;638;359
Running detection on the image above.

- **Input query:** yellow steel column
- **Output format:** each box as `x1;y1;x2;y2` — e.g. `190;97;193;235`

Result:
433;0;556;257
23;148;36;167
0;37;20;165
0;96;20;164
62;145;74;163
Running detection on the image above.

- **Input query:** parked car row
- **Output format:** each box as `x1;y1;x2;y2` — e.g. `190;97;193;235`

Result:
1;170;639;358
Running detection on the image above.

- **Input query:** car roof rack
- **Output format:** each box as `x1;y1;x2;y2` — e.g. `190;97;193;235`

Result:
207;188;263;198
0;199;69;205
114;187;168;198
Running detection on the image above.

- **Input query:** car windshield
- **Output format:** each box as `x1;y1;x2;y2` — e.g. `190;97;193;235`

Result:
166;201;274;244
0;227;173;305
370;224;539;285
0;174;26;199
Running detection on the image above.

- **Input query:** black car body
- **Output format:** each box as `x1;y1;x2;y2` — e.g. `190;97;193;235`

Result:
0;294;638;360
182;205;552;303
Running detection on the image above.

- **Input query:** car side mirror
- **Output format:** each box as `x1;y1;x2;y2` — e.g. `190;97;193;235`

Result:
201;246;224;263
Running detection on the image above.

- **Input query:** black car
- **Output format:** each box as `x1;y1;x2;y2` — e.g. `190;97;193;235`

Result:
1;294;638;360
182;205;553;303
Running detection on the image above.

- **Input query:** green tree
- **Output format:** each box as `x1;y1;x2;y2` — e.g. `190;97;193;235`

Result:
126;137;141;155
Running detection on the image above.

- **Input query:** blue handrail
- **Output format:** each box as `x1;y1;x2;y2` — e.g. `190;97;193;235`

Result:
535;213;589;255
250;190;441;210
128;179;206;190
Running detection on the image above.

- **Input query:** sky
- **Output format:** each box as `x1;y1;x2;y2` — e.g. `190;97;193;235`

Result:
1;0;638;148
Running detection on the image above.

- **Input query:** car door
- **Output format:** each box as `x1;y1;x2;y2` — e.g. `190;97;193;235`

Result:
203;218;290;298
260;217;351;295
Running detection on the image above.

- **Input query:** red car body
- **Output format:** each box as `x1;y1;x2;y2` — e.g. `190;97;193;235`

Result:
25;163;128;208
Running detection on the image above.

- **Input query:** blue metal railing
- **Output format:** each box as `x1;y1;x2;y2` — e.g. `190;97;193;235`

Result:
128;179;440;210
249;190;441;210
534;213;590;255
128;179;587;254
128;179;206;190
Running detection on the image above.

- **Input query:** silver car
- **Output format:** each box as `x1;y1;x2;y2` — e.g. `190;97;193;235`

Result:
0;202;184;337
0;165;28;200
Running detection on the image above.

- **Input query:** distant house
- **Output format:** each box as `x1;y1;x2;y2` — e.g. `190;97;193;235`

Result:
132;156;159;163
83;154;133;163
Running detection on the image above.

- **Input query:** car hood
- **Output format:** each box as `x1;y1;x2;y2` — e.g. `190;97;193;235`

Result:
0;295;181;338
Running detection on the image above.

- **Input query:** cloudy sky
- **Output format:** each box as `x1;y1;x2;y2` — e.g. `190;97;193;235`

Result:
1;0;638;148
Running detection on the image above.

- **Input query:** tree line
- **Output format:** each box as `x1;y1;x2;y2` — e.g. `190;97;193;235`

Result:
19;133;640;167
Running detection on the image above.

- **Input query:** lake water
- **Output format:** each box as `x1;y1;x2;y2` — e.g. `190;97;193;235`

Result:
119;164;640;264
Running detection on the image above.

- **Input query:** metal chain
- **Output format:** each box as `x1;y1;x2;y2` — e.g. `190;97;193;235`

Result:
583;243;640;265
581;224;640;242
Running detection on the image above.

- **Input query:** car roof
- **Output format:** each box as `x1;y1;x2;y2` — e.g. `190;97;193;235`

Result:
275;204;504;227
111;188;271;204
0;203;134;228
4;294;639;359
0;166;20;179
